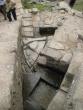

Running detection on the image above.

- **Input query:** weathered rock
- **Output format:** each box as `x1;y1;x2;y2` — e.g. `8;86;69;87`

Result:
29;41;38;50
60;10;66;14
24;49;38;66
31;8;39;14
60;53;72;65
47;90;67;110
72;64;83;110
22;20;33;27
66;63;83;110
60;50;83;92
49;42;65;50
59;1;71;12
23;73;40;100
22;11;32;18
37;55;68;73
22;31;34;37
29;41;45;53
57;21;63;27
40;47;63;61
24;99;44;110
22;27;33;32
23;37;46;45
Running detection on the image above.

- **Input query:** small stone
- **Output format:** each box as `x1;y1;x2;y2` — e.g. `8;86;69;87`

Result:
60;10;66;14
31;8;39;14
57;21;63;27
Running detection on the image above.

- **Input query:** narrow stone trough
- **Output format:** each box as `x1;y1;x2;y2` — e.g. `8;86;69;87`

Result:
23;64;67;110
20;4;83;110
20;11;70;110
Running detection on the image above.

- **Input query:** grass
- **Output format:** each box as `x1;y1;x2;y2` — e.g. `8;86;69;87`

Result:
21;0;52;11
73;0;83;11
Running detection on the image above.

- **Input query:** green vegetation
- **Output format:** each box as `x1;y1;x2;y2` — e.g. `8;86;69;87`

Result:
21;0;52;11
73;0;83;11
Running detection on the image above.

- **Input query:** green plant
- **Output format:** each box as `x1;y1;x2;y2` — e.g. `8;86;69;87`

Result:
73;0;83;11
21;0;52;11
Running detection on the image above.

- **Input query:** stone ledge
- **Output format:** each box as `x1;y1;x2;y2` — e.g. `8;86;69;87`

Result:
61;50;83;93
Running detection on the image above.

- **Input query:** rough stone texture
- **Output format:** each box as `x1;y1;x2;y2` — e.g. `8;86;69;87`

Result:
21;2;83;110
22;20;33;27
40;47;63;61
61;50;83;92
49;42;65;50
47;90;67;110
31;8;39;14
21;12;34;38
22;31;34;37
28;41;45;53
24;49;38;66
23;37;46;45
0;0;23;110
72;64;83;110
66;63;83;110
37;55;68;73
60;53;72;65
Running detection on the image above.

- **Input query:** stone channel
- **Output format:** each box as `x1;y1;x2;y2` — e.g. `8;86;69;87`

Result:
19;3;83;110
0;1;83;110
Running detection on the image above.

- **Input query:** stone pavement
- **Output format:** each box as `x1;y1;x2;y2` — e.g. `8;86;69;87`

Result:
0;0;23;110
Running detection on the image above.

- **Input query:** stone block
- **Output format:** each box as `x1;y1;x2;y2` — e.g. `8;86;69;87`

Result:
47;90;67;110
29;41;45;53
60;53;72;65
22;20;33;27
22;31;33;37
40;47;62;61
23;73;40;100
31;8;39;14
66;63;83;110
71;63;83;110
22;27;33;32
60;51;83;92
24;49;38;66
49;42;65;50
23;37;46;45
37;55;68;73
24;99;44;110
